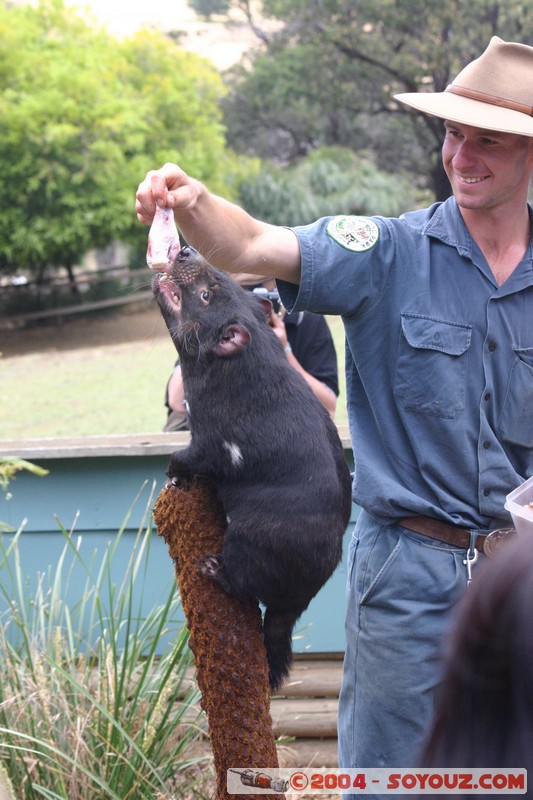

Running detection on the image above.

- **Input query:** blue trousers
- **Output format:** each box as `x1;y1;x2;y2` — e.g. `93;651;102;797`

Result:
337;511;476;797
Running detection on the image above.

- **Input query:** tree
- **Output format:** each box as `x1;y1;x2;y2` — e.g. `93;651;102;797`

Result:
118;28;241;263
0;1;137;284
188;0;231;19
222;0;533;200
0;0;241;285
238;146;430;225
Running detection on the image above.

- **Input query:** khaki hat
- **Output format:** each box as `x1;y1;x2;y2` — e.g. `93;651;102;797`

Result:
395;37;533;137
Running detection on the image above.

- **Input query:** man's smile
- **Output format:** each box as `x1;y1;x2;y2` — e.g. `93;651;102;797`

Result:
456;175;489;184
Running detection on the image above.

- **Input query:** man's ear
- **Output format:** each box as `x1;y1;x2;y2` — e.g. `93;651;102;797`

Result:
212;324;252;357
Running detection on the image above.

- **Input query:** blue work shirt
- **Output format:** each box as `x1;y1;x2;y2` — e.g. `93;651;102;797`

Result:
278;198;533;528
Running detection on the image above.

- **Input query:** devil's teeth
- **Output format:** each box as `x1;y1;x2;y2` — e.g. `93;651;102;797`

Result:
172;294;179;303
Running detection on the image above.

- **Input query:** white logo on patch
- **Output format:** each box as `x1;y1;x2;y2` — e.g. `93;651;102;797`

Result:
326;215;380;252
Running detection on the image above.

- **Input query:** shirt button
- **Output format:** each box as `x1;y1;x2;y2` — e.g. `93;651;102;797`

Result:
488;342;497;352
483;488;491;497
484;392;491;401
483;441;491;449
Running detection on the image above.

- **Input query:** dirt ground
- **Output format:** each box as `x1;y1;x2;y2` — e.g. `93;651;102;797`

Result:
1;300;168;359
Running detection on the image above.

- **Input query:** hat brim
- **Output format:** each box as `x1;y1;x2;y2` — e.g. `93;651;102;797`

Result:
395;91;533;137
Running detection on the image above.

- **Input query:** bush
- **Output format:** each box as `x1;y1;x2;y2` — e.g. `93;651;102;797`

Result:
0;486;212;799
238;145;431;226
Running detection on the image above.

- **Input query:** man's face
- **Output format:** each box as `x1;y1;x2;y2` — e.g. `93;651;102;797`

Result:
442;121;533;212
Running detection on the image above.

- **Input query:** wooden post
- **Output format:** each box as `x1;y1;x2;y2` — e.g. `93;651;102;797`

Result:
153;476;283;800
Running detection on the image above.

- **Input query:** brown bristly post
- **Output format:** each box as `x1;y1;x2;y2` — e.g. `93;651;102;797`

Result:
153;476;284;800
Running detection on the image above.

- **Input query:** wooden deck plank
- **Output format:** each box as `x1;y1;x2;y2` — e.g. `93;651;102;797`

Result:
275;658;343;698
271;697;338;738
277;738;338;768
0;427;351;458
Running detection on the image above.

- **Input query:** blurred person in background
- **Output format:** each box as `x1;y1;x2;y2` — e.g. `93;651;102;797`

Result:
419;532;532;793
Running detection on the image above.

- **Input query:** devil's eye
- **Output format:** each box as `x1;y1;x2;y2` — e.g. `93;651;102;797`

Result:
201;290;211;303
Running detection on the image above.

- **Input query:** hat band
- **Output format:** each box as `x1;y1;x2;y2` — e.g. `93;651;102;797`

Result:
445;83;533;117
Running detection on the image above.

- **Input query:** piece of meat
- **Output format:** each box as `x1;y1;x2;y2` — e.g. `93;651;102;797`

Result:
146;206;181;271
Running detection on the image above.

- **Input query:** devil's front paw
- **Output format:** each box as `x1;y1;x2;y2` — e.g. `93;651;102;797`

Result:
166;452;194;487
164;474;193;491
199;554;232;594
199;553;223;578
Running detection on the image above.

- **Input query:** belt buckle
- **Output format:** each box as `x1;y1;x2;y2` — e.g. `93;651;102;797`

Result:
483;527;517;557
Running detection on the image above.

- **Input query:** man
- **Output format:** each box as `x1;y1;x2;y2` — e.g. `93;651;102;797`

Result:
163;273;339;431
137;37;533;783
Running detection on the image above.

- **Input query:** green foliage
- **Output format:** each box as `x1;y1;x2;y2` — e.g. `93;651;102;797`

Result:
0;458;49;532
0;0;137;278
188;0;231;19
0;489;211;798
0;0;245;282
119;30;229;188
238;146;429;225
223;0;533;198
0;458;49;495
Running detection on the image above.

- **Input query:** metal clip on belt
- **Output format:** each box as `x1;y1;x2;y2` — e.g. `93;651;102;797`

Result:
463;531;479;587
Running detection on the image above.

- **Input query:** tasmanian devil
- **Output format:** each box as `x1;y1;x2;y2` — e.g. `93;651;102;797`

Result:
151;226;352;690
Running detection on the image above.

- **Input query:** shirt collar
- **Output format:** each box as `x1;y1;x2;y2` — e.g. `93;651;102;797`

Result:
423;197;473;256
423;198;533;290
424;197;533;247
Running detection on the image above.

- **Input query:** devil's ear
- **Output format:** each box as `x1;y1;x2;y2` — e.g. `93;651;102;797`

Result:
212;324;252;357
258;298;273;318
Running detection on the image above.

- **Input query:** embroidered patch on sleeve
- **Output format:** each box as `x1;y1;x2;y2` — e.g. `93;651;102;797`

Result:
326;215;380;252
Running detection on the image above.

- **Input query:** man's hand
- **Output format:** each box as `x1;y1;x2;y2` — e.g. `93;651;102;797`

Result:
135;162;202;226
134;162;303;286
268;310;289;352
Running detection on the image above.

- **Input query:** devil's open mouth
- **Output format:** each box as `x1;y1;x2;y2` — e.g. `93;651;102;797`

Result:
158;272;181;311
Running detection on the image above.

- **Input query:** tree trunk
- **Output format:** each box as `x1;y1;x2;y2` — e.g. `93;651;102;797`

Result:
65;262;80;296
154;476;282;800
432;158;452;202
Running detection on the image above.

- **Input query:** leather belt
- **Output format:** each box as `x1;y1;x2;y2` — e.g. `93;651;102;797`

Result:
399;515;515;556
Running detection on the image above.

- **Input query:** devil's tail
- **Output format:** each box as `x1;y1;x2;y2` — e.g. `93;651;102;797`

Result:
263;607;303;691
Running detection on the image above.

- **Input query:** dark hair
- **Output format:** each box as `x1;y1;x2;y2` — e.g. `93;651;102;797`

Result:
420;534;533;775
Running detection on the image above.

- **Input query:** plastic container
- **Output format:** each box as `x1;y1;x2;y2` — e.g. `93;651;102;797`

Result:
505;476;533;535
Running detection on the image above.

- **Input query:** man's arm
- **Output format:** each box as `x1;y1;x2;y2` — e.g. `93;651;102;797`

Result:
268;312;337;418
136;162;302;286
286;351;337;418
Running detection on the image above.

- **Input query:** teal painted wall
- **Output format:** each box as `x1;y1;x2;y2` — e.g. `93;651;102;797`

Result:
1;441;357;653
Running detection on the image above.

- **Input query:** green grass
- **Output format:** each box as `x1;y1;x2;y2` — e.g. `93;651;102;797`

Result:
0;339;177;439
0;489;213;798
330;316;347;423
0;317;347;440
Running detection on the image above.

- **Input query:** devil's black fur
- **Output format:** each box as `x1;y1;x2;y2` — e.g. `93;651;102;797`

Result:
153;247;352;689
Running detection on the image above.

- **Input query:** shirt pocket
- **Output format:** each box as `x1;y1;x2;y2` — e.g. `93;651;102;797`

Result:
394;313;472;419
498;347;533;447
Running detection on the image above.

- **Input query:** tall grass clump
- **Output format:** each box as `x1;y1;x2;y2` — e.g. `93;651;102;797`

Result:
0;483;211;799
